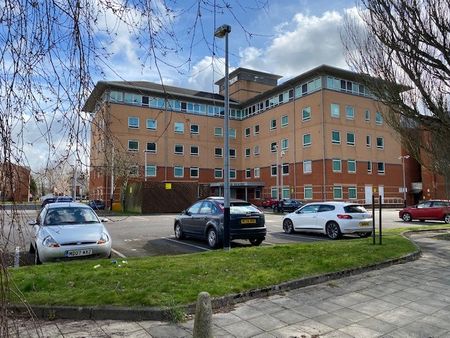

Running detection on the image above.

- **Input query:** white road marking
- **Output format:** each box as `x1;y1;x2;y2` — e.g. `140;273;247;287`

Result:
111;248;127;258
163;237;211;251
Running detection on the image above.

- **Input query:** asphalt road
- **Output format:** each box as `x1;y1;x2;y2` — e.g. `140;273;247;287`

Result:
1;207;444;265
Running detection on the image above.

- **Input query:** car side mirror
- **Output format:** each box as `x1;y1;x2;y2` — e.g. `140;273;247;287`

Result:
184;210;192;216
28;220;38;226
100;217;109;222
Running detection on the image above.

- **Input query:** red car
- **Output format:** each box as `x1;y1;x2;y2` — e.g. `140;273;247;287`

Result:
261;198;278;209
399;200;450;223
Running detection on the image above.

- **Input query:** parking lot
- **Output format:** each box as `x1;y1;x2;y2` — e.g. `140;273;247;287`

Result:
104;208;415;258
4;207;437;264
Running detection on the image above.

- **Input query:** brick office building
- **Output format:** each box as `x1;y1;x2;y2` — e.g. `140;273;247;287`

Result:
84;65;416;209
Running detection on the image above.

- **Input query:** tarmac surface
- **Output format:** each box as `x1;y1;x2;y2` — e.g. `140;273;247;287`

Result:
11;230;450;337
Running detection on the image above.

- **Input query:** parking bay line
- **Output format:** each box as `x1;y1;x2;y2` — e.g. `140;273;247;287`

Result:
111;248;127;258
269;232;326;241
163;237;211;251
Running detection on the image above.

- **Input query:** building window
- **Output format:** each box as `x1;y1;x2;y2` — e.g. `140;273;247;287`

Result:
190;145;199;156
146;142;156;153
281;115;288;127
229;128;236;138
174;166;184;178
281;187;290;199
174;144;184;155
254;167;260;178
332;159;342;172
331;103;340;118
245;127;251;137
190;167;199;178
302;107;311;121
245;148;251;157
304;186;313;200
364;109;370;122
174;122;184;133
214;147;223;157
254;125;260;135
376;137;384;149
377;162;385;174
254;145;260;156
230;169;236;180
348;160;356;173
270;142;277;152
346;132;355;146
128;117;139;128
190;124;199;134
368;161;372;174
282;163;289;175
271;187;278;199
281;138;288;150
146;118;157;130
366;135;371;147
214;168;223;179
255;188;261;199
303;133;312;147
333;186;343;199
214;127;223;137
270;119;277;130
332;131;341;144
145;165;156;177
376;111;383;125
129;165;139;176
128;140;139;151
348;186;357;199
345;106;355;120
229;148;236;159
303;160;312;174
271;165;277;176
245;168;251;178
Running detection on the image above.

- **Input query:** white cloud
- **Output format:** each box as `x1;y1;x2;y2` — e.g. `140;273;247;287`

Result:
187;56;237;92
239;10;350;81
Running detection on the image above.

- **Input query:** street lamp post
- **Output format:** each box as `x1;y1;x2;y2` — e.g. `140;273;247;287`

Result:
215;24;232;250
399;155;410;207
280;150;285;199
144;150;148;182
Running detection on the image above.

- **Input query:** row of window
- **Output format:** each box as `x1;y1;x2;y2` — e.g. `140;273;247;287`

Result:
270;185;359;200
137;160;386;180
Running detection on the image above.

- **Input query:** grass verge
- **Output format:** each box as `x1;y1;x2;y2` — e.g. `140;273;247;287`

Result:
9;226;446;308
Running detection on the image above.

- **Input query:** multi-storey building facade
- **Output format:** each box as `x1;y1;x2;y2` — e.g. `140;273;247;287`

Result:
84;65;410;208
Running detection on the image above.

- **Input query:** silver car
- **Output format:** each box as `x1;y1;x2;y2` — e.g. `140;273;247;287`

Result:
29;202;112;264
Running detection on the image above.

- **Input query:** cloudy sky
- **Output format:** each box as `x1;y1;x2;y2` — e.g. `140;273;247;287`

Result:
20;0;360;173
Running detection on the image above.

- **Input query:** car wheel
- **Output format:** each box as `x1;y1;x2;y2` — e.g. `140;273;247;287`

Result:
419;219;425;222
357;232;372;238
326;222;342;240
207;228;219;249
34;249;42;265
444;214;450;224
174;223;185;240
283;219;295;234
402;213;412;222
249;238;263;246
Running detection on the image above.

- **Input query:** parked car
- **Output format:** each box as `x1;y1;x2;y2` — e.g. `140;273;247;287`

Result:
282;201;372;239
41;195;73;208
174;197;266;248
88;199;106;210
29;202;111;264
399;200;450;223
261;198;278;209
275;199;304;212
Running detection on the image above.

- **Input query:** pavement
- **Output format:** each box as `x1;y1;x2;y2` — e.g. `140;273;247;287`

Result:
11;230;450;338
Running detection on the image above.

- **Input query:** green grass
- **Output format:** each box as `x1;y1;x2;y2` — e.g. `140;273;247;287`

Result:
9;226;447;308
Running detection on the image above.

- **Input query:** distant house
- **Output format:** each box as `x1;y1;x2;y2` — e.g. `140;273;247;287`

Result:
0;162;31;202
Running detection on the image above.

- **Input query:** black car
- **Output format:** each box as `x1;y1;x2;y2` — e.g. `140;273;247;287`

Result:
174;197;266;248
274;199;304;212
40;196;73;208
88;199;106;210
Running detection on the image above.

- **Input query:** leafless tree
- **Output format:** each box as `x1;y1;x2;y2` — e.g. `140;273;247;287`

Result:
341;0;450;198
0;0;268;336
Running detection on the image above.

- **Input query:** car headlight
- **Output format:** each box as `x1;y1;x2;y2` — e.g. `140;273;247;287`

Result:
97;232;110;244
42;235;60;248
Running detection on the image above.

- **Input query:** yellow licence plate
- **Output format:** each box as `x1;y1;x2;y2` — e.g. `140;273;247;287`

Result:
241;219;257;224
359;222;370;227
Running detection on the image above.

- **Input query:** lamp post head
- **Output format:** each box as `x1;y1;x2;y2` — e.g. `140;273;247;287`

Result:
214;24;231;38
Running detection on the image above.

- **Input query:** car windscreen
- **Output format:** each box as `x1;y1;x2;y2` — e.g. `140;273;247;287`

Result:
44;207;99;225
344;205;368;213
229;203;260;214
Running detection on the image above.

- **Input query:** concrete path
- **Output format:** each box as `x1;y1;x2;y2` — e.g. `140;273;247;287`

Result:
12;231;450;337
